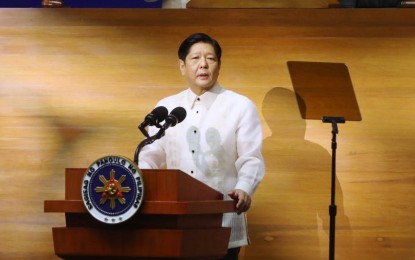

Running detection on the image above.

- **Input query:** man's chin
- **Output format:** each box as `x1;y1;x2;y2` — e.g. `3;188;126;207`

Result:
196;80;215;88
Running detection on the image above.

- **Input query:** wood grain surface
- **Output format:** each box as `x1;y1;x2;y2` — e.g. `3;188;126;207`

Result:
0;8;414;260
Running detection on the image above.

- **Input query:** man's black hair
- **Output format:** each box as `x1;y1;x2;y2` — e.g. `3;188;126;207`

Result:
178;33;222;63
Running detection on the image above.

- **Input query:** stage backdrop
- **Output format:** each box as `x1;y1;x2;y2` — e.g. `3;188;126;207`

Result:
0;8;414;260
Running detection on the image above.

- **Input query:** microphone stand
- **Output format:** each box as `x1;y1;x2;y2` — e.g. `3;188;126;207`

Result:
134;127;166;165
322;116;345;260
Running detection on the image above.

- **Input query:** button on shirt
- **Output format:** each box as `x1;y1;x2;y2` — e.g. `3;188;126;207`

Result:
138;83;265;248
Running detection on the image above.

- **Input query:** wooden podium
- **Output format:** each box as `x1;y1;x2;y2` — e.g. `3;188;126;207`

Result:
44;168;235;259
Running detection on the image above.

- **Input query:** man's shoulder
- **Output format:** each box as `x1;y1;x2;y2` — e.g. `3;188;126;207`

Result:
220;88;253;106
157;89;188;108
162;88;188;99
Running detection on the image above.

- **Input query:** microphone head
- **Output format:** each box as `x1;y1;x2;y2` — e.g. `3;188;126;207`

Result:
148;106;168;124
170;107;187;124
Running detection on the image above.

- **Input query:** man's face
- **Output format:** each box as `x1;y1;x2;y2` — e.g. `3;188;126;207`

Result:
179;42;220;95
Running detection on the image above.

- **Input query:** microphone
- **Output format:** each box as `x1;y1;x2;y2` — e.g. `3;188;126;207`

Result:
138;106;168;138
134;107;186;164
162;107;187;131
139;106;168;129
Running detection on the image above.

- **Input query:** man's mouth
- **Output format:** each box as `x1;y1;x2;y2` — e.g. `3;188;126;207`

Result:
197;73;209;78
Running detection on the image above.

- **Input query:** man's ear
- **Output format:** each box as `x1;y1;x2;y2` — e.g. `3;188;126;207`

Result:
179;59;185;75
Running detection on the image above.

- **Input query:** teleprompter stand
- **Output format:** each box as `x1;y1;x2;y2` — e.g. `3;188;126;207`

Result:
322;116;345;260
288;61;362;260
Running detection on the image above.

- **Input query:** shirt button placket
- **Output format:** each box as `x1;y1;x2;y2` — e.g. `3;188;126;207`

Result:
196;97;200;114
191;96;201;175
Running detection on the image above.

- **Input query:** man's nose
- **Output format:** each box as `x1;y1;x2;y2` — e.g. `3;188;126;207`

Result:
199;58;208;68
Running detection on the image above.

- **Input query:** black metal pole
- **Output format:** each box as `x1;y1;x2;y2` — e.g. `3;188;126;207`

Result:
329;121;338;260
322;116;345;260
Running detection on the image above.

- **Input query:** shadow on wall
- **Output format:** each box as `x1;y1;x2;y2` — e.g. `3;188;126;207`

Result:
245;87;353;259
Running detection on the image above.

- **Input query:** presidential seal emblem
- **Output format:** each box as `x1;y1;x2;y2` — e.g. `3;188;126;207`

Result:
82;155;144;224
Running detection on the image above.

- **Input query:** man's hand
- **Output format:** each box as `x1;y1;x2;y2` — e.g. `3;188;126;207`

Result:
228;189;251;215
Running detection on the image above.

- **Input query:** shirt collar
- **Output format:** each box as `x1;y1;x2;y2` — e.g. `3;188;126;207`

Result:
187;83;222;109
